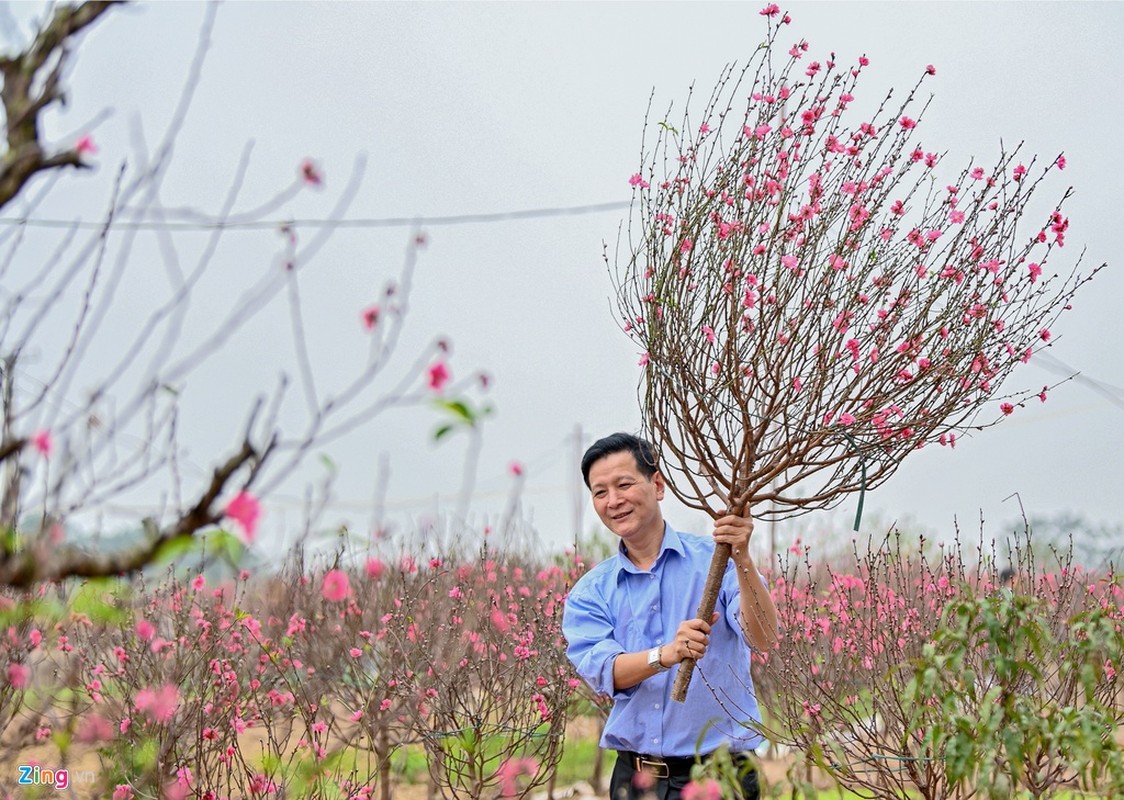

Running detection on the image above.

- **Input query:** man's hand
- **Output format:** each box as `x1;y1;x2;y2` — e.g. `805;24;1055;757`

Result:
666;612;720;665
713;513;754;566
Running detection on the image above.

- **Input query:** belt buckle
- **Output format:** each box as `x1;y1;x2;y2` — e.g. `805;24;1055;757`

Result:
635;756;670;779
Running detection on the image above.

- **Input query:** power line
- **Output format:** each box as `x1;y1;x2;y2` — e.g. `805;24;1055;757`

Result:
1033;352;1124;411
0;199;633;232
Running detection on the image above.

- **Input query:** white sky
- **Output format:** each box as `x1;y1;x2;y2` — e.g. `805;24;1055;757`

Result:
4;2;1122;561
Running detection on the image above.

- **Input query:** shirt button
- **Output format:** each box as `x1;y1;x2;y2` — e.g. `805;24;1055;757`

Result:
652;737;659;744
654;703;661;710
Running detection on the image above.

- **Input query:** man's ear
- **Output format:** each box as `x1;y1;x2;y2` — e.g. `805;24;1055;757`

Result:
652;470;666;500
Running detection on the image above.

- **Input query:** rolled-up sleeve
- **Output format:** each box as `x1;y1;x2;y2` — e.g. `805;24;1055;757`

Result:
562;582;629;698
722;560;771;648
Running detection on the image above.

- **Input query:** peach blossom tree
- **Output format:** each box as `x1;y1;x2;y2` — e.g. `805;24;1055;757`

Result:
611;5;1102;700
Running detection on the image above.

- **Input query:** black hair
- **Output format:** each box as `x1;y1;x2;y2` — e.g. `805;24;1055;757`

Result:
580;432;659;488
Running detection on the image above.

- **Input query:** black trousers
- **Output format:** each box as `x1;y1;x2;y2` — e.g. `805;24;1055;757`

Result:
609;750;760;800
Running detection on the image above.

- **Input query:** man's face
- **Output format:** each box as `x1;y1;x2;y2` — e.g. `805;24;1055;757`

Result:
587;451;665;543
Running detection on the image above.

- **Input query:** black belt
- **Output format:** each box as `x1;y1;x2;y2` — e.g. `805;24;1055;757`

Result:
619;749;754;780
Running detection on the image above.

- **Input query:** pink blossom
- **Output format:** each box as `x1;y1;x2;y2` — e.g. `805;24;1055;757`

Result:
349;648;363;658
75;712;115;744
838;413;856;426
859;55;870;66
191;574;205;592
428;361;451;391
628;173;650;189
491;608;510;633
498;756;539;797
361;305;380;331
509;461;524;477
75;134;98;156
300;158;324;187
899;116;917;129
135;683;179;723
698;123;710;134
113;787;135;800
925;64;936;75
7;662;29;688
31;429;52;457
1000;403;1014;416
135;618;156;641
683;779;723;800
1028;262;1042;283
1038;387;1048;403
793;376;803;393
638;352;649;367
828;254;847;271
1039;328;1051;342
322;569;352;602
1056;155;1067;170
225;490;261;542
365;557;386;579
759;3;780;15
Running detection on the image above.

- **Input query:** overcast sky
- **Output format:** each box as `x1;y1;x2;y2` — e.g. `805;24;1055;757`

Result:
5;2;1122;562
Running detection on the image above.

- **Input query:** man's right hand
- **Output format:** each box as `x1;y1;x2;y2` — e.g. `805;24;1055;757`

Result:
666;612;720;665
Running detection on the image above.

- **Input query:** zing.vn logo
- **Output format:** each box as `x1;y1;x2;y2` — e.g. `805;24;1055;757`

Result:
16;764;94;789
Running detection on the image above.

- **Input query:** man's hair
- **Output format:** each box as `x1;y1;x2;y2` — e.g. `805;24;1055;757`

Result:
580;432;659;488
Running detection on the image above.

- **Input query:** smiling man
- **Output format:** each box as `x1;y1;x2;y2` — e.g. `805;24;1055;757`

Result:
562;432;778;800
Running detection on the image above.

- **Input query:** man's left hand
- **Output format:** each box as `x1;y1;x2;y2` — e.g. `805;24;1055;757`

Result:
713;514;754;566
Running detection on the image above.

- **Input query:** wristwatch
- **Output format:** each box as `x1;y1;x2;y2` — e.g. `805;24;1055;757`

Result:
647;645;668;673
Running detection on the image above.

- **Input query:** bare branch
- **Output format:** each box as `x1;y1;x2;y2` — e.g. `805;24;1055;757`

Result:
0;1;119;211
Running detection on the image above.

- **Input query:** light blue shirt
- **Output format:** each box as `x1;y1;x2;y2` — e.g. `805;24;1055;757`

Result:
562;523;764;757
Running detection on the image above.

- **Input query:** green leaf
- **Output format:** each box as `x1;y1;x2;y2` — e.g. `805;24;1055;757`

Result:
206;528;245;568
433;423;454;442
69;578;129;625
434;398;475;423
151;533;199;567
0;527;20;556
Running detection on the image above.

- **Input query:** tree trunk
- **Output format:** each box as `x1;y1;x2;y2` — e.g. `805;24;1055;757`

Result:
671;541;732;702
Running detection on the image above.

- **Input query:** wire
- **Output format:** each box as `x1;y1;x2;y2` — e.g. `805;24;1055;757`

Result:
1033;351;1124;411
0;200;633;232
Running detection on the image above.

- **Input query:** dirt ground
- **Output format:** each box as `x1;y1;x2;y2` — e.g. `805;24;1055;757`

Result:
2;716;807;799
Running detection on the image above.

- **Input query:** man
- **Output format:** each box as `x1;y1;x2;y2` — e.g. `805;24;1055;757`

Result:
563;432;778;800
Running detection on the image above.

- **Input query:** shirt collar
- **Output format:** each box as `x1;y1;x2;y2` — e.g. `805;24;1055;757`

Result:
613;522;684;579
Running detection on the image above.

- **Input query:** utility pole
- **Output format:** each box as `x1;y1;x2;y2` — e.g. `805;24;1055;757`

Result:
570;423;586;550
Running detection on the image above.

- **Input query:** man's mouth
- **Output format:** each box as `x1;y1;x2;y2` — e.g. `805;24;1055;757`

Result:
611;510;632;522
